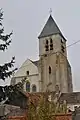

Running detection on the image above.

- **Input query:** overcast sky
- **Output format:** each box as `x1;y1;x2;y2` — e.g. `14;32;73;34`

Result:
0;0;80;91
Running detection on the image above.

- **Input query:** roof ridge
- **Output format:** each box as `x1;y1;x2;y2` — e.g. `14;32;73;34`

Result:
29;59;39;67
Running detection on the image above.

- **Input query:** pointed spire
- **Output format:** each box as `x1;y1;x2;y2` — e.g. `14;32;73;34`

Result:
38;15;65;40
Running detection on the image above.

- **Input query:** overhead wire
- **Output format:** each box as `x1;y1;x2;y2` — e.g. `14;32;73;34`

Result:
15;39;80;69
66;39;80;48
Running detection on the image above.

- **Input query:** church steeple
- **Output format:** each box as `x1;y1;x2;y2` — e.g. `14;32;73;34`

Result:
38;15;65;40
38;14;72;93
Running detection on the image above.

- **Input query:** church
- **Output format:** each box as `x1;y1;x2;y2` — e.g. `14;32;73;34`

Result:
11;14;73;93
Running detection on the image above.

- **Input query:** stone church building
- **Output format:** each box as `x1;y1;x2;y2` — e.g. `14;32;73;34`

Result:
11;15;73;93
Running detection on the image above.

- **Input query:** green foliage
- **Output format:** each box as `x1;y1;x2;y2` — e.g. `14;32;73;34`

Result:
27;95;68;120
0;8;17;81
0;77;26;102
0;9;12;51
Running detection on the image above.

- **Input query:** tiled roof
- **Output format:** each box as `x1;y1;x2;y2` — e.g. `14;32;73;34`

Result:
26;92;80;105
26;91;56;106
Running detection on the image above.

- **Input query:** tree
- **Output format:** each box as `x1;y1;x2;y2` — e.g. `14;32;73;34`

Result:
0;9;28;120
0;8;18;120
0;8;17;81
27;94;68;120
0;77;27;120
0;77;27;102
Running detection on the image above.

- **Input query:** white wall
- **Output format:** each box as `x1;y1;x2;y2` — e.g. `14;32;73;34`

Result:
14;59;39;77
24;74;39;92
11;59;40;92
67;104;80;111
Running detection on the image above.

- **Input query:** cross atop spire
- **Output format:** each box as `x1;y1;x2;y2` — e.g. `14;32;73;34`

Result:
49;8;52;15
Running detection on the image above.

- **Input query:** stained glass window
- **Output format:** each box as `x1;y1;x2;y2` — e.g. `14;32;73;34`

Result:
26;81;30;92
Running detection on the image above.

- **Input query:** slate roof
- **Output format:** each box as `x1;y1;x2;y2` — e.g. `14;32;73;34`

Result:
59;92;80;104
31;60;39;67
38;15;66;40
33;60;39;67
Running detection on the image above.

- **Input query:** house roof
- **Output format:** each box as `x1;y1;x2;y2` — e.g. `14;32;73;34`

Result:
26;91;80;106
59;92;80;104
26;91;57;106
38;15;66;40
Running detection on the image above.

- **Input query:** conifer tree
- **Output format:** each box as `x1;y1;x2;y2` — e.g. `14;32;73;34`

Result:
0;9;27;120
0;8;17;81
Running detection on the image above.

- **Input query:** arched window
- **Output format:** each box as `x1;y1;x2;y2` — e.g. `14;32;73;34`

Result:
50;38;53;43
49;66;51;74
32;85;37;92
46;40;48;44
50;38;53;50
45;40;49;51
26;71;29;76
26;81;30;92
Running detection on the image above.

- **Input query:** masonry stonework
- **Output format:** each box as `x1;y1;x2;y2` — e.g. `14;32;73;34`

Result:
11;15;73;93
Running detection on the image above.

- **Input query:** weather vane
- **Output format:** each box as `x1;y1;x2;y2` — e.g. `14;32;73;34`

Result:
49;8;52;15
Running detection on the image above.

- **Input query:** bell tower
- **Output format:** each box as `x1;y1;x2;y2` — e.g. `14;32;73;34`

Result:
38;15;73;93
